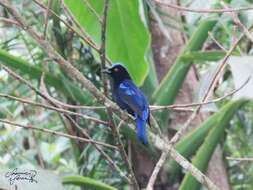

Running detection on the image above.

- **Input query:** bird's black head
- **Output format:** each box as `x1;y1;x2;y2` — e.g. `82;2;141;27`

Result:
103;63;132;86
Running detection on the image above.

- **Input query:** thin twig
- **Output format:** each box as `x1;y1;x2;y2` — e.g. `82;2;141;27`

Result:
155;0;253;13
82;0;102;23
146;151;168;190
0;17;20;26
99;0;139;188
60;0;96;47
202;33;248;105
0;1;220;188
1;65;130;183
40;73;131;183
0;119;117;149
144;24;251;190
221;1;253;43
60;0;112;64
6;83;245;113
169;145;220;190
146;0;172;42
226;157;253;162
42;100;105;110
0;0;122;118
208;31;228;52
43;0;52;39
34;90;105;110
150;114;163;137
155;107;195;112
0;92;108;125
32;130;46;168
100;0;110;97
233;16;253;43
32;0;99;52
147;132;220;190
169;33;246;146
116;120;140;189
150;77;250;111
1;1;129;183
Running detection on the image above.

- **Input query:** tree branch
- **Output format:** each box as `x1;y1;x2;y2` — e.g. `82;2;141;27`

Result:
1;64;131;184
82;0;102;23
0;1;223;189
150;77;250;111
226;157;253;162
33;0;99;52
155;0;253;13
170;27;251;146
0;119;117;149
43;0;52;39
146;151;168;190
0;92;108;125
99;0;139;188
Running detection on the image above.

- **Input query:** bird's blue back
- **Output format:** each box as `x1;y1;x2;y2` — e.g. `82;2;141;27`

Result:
113;79;149;144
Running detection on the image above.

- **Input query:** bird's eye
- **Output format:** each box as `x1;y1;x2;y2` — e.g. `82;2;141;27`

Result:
114;68;119;72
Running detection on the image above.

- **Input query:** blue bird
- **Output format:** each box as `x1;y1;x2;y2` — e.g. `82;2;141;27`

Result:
103;63;150;144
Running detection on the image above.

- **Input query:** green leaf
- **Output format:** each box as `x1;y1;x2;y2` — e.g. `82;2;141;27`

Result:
64;0;150;85
179;99;249;190
181;51;225;62
62;175;118;190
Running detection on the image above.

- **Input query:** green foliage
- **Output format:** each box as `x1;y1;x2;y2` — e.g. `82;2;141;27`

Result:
179;99;249;190
225;104;253;189
181;51;226;62
166;100;249;180
0;0;253;189
0;49;92;104
64;0;150;86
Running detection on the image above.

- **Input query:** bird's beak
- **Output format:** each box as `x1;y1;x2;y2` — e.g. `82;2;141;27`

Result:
102;68;111;74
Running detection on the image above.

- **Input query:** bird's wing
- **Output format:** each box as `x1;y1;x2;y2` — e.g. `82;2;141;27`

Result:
118;80;149;120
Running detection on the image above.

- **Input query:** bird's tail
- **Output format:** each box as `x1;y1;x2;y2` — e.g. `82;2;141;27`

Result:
136;116;148;145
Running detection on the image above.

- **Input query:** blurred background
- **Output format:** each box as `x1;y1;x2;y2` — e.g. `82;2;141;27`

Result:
0;0;253;190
